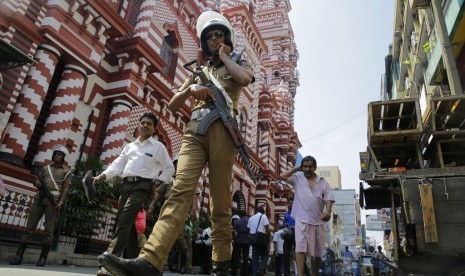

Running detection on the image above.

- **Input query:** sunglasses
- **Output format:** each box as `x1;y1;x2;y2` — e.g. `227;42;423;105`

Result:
205;31;224;40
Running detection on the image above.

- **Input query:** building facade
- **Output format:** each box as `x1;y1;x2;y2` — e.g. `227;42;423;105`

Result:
333;189;360;252
0;0;301;245
316;165;342;189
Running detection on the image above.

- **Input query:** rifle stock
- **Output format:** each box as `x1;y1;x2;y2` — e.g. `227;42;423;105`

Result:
183;53;257;184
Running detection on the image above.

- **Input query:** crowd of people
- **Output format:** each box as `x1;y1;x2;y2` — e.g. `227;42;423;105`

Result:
5;9;402;276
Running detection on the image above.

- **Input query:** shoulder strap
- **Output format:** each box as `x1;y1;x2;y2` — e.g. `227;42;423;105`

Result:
205;68;234;115
47;165;60;191
255;214;263;232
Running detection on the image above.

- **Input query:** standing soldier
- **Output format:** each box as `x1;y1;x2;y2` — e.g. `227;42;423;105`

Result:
9;145;72;266
98;10;254;276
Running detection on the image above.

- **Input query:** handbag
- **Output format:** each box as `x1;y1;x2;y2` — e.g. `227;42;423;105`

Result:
250;214;269;247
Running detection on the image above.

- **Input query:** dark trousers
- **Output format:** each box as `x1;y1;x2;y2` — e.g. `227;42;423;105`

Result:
252;244;269;275
275;254;283;276
23;196;58;245
282;239;294;276
231;242;250;276
107;184;149;257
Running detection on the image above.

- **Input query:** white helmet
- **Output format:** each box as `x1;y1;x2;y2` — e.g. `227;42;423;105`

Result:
196;11;235;56
52;145;69;158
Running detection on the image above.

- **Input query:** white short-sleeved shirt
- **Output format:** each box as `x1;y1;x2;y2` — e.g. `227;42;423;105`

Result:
273;229;285;254
248;212;269;234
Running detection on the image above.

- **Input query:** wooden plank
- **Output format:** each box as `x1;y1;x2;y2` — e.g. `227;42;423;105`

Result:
391;183;399;260
419;183;439;243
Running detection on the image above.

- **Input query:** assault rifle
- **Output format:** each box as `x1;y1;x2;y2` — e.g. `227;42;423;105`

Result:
183;51;257;184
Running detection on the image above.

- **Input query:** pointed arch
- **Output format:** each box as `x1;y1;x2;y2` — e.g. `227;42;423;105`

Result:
156;121;173;157
232;190;247;214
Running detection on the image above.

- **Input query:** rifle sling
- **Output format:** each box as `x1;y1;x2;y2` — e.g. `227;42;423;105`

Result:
47;165;60;192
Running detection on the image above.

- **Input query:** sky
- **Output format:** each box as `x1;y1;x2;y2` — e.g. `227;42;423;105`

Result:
288;1;395;192
288;1;395;236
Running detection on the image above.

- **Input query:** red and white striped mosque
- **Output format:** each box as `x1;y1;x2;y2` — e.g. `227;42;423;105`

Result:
0;0;301;234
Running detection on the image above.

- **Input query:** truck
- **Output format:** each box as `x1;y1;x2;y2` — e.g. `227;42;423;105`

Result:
359;96;465;275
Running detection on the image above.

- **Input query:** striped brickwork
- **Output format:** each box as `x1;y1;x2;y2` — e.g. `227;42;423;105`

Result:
100;100;132;164
33;65;87;165
133;0;157;39
0;0;46;139
0;45;61;159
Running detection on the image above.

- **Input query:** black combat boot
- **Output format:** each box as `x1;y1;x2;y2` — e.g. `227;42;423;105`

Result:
9;242;28;265
36;245;50;266
211;261;230;276
180;252;188;274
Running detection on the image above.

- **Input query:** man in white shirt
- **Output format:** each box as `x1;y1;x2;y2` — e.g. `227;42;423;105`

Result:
273;226;285;276
248;206;270;276
93;112;174;276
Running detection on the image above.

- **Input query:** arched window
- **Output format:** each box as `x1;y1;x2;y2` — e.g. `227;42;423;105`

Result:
160;30;179;80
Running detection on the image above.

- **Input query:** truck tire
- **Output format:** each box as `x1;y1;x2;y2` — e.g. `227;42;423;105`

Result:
448;265;465;276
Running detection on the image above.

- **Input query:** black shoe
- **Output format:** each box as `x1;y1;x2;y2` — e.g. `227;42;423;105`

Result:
98;252;161;276
9;255;23;265
211;261;230;276
36;256;47;266
9;242;28;265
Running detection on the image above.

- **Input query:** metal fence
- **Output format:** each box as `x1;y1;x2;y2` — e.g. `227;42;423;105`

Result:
0;193;113;255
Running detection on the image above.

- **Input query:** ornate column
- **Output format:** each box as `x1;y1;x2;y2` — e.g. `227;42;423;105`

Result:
0;44;61;167
133;0;157;39
33;64;87;166
257;121;271;161
278;147;288;175
100;99;132;164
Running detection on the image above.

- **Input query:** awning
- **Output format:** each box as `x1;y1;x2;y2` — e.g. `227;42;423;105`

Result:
0;38;36;72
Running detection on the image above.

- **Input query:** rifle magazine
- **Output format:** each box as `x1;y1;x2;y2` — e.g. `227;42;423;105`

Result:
195;109;220;136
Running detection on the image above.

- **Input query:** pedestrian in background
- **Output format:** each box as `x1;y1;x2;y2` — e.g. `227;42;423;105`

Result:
279;155;335;276
9;144;72;266
273;225;285;276
281;202;295;276
248;206;270;276
93;112;174;276
230;211;250;276
372;245;388;276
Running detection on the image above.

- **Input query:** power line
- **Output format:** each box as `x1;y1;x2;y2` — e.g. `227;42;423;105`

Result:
300;110;366;142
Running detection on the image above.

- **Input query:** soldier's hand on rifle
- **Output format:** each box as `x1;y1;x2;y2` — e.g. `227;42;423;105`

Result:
189;84;215;101
55;200;64;210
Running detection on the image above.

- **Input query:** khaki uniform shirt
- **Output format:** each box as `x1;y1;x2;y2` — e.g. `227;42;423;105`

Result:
37;164;72;200
177;58;253;114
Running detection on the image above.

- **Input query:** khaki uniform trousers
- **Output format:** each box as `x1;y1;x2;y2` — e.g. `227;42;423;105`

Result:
140;119;237;270
23;196;58;245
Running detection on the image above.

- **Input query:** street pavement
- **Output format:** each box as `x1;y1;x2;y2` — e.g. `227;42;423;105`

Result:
0;263;182;276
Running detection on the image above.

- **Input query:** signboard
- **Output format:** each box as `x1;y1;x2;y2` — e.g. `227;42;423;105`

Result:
366;215;386;231
377;208;392;222
359;152;367;173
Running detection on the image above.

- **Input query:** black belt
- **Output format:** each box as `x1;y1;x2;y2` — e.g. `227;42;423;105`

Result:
123;176;153;183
